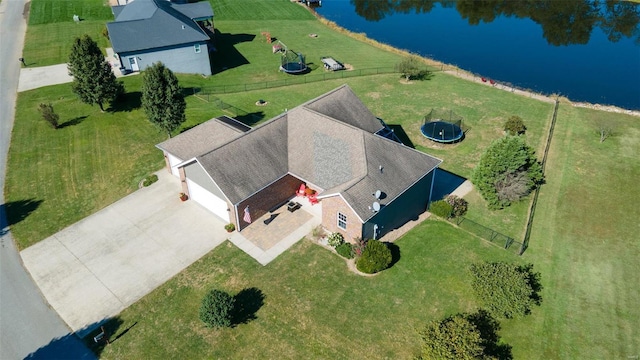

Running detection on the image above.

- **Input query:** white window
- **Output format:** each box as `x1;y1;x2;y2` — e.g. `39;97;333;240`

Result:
194;44;201;53
337;212;347;230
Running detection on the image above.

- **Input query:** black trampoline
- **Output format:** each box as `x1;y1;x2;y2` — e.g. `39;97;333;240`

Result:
420;109;464;143
421;121;463;143
280;51;307;74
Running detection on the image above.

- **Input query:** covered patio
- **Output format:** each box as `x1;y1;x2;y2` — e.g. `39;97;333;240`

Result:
229;195;322;265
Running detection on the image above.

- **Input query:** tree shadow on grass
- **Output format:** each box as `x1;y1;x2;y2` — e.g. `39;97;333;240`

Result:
0;199;43;235
520;264;543;306
58;115;88;129
80;317;138;357
109;91;141;113
231;287;265;327
467;310;513;360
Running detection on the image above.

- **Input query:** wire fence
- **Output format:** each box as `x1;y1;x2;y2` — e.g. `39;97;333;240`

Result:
448;216;523;255
520;99;560;254
192;66;442;96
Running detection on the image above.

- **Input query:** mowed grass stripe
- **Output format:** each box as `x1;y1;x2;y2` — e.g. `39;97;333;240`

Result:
212;0;315;21
28;0;113;25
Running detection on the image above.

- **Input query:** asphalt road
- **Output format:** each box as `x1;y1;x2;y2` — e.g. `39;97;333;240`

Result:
0;0;94;358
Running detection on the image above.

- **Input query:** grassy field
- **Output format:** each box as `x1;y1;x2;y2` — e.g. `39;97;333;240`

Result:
9;0;639;358
5;76;165;248
95;221;519;359
22;0;112;66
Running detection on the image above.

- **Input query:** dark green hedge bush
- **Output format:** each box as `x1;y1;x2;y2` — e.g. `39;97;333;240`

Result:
504;115;526;135
356;240;392;274
199;289;235;328
142;174;159;187
335;242;353;259
429;200;453;218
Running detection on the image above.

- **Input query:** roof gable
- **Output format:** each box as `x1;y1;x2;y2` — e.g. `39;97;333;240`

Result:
107;0;212;53
196;115;289;204
156;116;249;161
303;85;383;134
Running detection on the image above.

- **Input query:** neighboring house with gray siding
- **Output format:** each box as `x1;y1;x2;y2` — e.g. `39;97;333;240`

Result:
156;85;442;242
107;0;214;75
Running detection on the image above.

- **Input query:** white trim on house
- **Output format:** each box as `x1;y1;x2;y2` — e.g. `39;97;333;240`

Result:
166;153;182;177
186;178;229;222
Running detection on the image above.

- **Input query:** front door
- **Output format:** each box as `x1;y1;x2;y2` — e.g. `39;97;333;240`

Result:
128;57;139;71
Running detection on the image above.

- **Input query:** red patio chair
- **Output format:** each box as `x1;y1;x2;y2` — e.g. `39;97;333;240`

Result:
481;77;487;82
296;184;306;197
308;193;318;205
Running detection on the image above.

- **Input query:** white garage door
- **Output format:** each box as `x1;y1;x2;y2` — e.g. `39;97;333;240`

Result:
167;153;182;177
186;178;230;222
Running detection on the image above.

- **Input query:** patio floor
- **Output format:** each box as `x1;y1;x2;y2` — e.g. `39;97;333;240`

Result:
229;196;322;265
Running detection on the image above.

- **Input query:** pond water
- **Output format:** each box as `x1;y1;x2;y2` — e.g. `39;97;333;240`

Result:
314;1;640;110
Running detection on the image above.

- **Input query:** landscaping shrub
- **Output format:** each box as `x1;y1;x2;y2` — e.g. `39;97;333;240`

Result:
469;262;542;318
142;174;158;187
199;289;235;328
429;200;452;218
352;237;367;257
327;232;344;248
445;195;468;218
356;240;392;274
335;242;353;259
504;115;526;135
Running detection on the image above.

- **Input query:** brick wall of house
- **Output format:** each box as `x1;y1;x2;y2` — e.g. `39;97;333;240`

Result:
236;174;303;231
321;195;362;243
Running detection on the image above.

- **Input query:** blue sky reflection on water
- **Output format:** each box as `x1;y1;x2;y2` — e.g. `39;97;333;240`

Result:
315;2;640;110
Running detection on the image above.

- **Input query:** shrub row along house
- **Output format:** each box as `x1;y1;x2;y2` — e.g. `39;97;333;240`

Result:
107;0;214;75
157;85;442;242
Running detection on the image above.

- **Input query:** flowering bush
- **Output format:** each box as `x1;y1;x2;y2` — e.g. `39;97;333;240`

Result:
327;232;344;248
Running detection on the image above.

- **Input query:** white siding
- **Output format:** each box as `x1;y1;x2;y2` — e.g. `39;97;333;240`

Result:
167;153;182;177
186;178;229;222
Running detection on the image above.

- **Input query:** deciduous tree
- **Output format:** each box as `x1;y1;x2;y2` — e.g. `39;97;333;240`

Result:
68;35;123;112
141;62;186;137
395;55;431;81
469;262;542;318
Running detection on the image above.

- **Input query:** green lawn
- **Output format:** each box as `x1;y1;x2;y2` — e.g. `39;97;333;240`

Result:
22;0;112;66
5;76;165;249
95;221;519;359
502;105;640;359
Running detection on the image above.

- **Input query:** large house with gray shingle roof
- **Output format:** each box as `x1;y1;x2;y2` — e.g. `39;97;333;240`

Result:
157;85;442;242
107;0;214;75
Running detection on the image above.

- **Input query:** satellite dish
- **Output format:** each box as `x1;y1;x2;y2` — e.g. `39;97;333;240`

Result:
374;190;381;199
372;202;381;212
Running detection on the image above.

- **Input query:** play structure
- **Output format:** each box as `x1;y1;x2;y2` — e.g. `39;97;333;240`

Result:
420;109;464;143
275;41;307;74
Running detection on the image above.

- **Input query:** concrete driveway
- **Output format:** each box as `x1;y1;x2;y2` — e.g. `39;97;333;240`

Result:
21;171;228;333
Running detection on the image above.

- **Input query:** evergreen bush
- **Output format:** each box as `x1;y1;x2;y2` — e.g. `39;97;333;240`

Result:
356;240;392;274
504;115;526;135
335;242;353;259
429;200;453;218
199;289;235;328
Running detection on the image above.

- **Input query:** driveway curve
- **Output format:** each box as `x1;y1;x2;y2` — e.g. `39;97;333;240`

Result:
20;171;228;333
